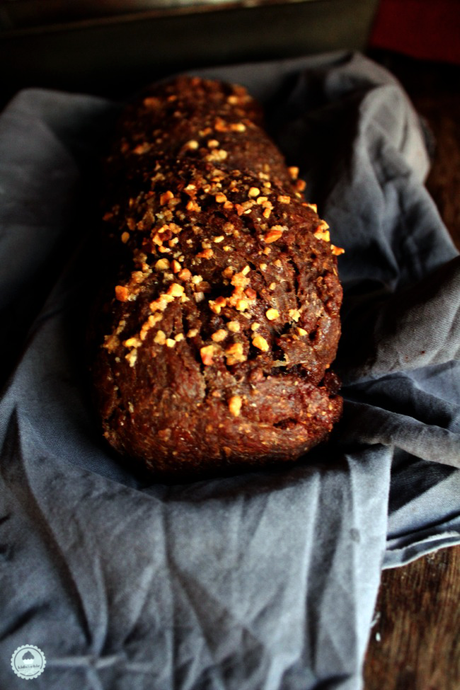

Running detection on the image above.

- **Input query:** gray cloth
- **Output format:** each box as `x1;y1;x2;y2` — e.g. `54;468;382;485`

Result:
0;52;459;690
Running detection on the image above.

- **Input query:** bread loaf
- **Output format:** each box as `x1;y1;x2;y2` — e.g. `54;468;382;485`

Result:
90;76;343;478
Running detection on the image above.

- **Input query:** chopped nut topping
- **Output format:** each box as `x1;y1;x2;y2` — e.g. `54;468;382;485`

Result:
314;226;330;242
207;139;219;148
236;298;249;311
126;350;138;367
263;207;272;219
186;200;201;212
297;327;307;336
115;285;129;302
331;244;345;255
264;228;283;244
260;263;267;270
227;320;240;333
278;195;291;204
269;282;276;291
196;248;214;259
230;122;246;132
213;235;225;243
185;140;199;149
123;336;142;348
178;268;192;281
200;344;215;365
228;395;242;417
266;308;279;321
103;335;120;352
187;328;199;338
251;323;260;331
171;259;181;273
207;149;228;162
175;333;185;342
245;287;257;300
252;335;269;352
288;166;299;180
289;308;301;322
155;258;170;271
225;342;246;365
121;232;130;244
212;329;227;342
248;187;260;198
295;179;307;192
168;283;185;297
191;274;203;284
133;142;150;155
160;191;174;205
153;331;166;345
215;192;227;203
166;338;176;348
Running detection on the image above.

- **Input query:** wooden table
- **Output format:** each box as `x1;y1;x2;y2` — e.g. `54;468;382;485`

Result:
363;51;460;690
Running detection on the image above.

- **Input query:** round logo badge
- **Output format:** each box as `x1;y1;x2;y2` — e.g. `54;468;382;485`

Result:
11;645;46;680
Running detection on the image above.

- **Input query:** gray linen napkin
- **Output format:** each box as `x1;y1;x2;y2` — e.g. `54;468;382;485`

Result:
0;52;459;690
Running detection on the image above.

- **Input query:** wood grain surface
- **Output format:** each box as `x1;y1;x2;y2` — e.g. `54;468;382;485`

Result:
363;51;460;690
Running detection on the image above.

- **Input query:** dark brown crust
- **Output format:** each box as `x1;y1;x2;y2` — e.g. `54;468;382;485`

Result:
90;76;343;478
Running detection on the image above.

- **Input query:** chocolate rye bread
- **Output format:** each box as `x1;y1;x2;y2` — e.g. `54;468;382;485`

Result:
89;76;344;478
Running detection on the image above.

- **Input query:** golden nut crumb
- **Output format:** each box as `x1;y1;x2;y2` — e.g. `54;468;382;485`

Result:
155;258;170;271
154;330;166;345
121;232;130;244
115;285;129;302
215;193;227;203
236;299;249;311
278;195;291;204
211;329;228;342
264;228;283;244
266;308;279;321
248;187;260;198
252;335;269;352
251;323;260;331
175;333;185;342
178;268;192;281
187;328;199;338
200;344;215;365
230;122;246;132
171;259;181;273
297;327;308;336
331;244;345;255
160;191;174;205
207;139;219;148
288;166;299;180
289;309;301;322
166;338;176;348
227;320;240;333
168;283;185;297
228;395;242;417
185;140;199;149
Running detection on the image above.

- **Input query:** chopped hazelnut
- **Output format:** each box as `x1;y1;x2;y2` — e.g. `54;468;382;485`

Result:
215;193;227;203
230;122;246;132
252;335;269;352
168;283;185;297
166;338;176;348
115;285;129;302
266;308;279;321
331;244;345;255
297;327;307;336
185;140;199;149
228;395;242;417
196;248;214;259
171;259;181;273
212;329;228;342
175;333;185;342
236;299;249;311
288;166;299;180
289;308;301;322
155;258;170;271
154;330;166;345
264;228;283;244
187;328;199;338
207;139;219;148
248;187;260;198
200;344;215;365
278;195;291;204
251;323;260;331
178;268;192;281
121;231;130;244
213;235;225;243
160;191;174;205
227;320;240;333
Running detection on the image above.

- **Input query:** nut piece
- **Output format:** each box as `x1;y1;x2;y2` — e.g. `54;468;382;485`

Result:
211;329;227;342
200;344;215;365
227;320;240;333
115;285;129;302
252;335;269;352
266;308;279;321
228;395;242;417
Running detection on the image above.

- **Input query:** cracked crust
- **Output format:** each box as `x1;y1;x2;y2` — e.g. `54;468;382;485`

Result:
89;76;343;479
